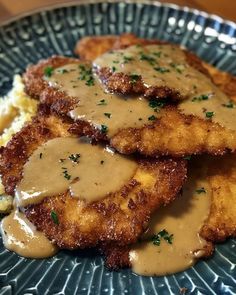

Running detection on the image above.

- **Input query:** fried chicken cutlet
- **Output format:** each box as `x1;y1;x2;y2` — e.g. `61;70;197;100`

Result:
0;106;187;249
23;56;236;157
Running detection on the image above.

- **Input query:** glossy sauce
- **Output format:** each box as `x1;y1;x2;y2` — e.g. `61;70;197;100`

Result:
0;209;58;258
94;44;236;130
130;164;211;276
16;137;137;207
46;63;157;137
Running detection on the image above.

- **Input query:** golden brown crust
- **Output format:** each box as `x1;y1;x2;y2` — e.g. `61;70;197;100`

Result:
203;63;236;102
200;154;236;242
23;56;236;157
75;33;161;61
76;34;210;99
0;112;187;249
70;106;236;157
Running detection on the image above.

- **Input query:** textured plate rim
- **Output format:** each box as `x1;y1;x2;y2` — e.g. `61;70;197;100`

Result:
0;0;236;29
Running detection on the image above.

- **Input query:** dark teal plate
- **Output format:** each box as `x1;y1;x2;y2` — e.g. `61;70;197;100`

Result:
0;1;236;294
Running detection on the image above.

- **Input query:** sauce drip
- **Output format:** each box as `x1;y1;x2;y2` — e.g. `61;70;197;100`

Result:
0;209;58;258
94;45;236;130
130;163;211;276
46;64;158;137
16;137;137;207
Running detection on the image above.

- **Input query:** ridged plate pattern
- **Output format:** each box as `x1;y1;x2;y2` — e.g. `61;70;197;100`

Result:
0;1;236;294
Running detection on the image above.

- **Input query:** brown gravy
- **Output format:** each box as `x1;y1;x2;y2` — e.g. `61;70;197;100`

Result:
130;164;211;276
0;209;58;258
16;137;137;207
94;44;236;130
45;63;158;137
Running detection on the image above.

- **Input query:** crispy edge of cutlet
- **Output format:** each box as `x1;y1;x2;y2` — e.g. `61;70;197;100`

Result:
0;105;187;249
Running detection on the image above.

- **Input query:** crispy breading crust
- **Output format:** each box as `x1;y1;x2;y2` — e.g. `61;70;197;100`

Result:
200;154;236;242
75;33;210;100
0;109;187;249
23;57;236;157
70;106;236;157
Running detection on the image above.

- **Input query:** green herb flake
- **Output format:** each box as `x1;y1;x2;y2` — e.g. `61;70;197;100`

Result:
51;211;59;225
222;101;235;108
152;51;162;58
183;155;191;160
101;125;108;134
151;229;174;246
192;94;209;102
196;187;206;194
78;64;95;86
129;74;140;84
154;66;170;74
97;99;107;106
113;60;119;64
68;153;80;163
104;113;111;118
123;56;134;63
112;66;116;72
205;111;214;118
139;52;156;66
44;66;54;77
62;169;71;180
148;115;157;121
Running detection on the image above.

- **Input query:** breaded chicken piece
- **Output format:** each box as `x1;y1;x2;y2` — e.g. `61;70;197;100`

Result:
0;107;187;249
103;154;236;269
76;34;210;100
201;154;236;242
75;33;161;60
203;63;236;102
23;57;236;157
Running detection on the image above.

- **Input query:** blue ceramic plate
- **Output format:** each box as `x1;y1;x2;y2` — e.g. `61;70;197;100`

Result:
0;1;236;294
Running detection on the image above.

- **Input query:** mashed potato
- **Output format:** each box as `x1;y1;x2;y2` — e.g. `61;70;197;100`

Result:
0;75;38;213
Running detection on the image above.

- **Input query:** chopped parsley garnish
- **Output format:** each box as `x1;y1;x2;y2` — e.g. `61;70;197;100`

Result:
104;113;111;118
151;229;174;246
44;66;54;77
205;111;214;118
152;51;162;57
39;153;43;159
192;94;209;102
51;211;59;225
78;65;95;86
101;125;108;133
222;101;235;108
139;52;156;66
97;99;107;106
59;69;69;74
183;155;191;160
123;56;134;63
148;115;157;121
129;74;140;84
62;169;71;180
169;63;184;74
113;60;119;64
149;100;166;112
112;66;116;72
154;66;170;73
69;153;80;163
196;187;206;194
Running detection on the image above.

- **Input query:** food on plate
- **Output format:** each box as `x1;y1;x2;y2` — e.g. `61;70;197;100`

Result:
23;56;236;157
0;109;186;252
0;75;37;213
0;33;236;277
103;154;236;274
